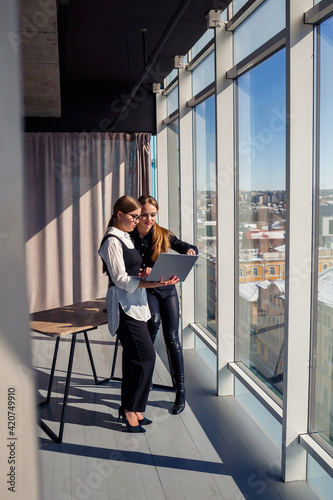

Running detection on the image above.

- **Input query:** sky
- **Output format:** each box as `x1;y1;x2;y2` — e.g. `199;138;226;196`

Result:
194;95;216;192
238;48;286;192
193;49;287;193
190;12;333;195
319;17;333;192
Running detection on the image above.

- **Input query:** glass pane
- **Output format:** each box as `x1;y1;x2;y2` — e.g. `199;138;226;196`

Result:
233;0;285;65
236;49;286;398
311;16;333;450
167;120;181;303
165;68;177;87
194;336;217;373
193;95;217;336
167;121;180;235
167;86;178;116
307;455;333;500
192;51;215;97
233;0;249;15
191;30;214;59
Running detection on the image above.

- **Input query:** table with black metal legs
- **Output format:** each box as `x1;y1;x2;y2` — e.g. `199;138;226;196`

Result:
30;298;111;443
31;298;175;443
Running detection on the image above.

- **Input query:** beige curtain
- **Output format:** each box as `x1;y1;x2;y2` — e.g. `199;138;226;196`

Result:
25;132;151;313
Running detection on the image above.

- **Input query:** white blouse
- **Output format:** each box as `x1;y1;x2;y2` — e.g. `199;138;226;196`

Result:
98;226;151;336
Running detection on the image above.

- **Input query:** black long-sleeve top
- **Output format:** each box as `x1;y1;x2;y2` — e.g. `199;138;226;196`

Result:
130;227;198;298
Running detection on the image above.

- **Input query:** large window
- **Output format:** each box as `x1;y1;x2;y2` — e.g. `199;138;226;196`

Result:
236;49;286;398
193;95;217;336
158;1;333;490
310;15;333;452
167;86;178;117
233;0;285;65
191;30;213;59
192;51;215;96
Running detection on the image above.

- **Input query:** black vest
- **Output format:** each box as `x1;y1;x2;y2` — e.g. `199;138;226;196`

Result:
100;233;142;287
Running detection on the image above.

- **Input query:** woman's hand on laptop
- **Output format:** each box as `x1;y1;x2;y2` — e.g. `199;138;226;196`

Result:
138;275;179;288
186;249;196;256
160;275;179;286
138;267;152;279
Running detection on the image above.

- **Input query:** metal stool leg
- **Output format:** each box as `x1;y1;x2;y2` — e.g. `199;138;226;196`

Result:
39;336;60;406
84;330;175;391
96;334;122;384
40;334;77;443
151;334;176;391
110;334;121;379
153;347;176;391
83;330;99;384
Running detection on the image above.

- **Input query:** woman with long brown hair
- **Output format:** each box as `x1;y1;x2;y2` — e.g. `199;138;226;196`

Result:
130;195;198;414
99;195;178;432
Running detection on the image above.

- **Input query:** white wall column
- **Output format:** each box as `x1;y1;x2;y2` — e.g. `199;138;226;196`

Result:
156;91;169;225
0;2;40;498
282;0;313;482
215;24;235;396
178;65;195;349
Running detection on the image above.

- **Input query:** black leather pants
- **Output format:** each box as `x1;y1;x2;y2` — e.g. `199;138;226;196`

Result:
147;288;185;394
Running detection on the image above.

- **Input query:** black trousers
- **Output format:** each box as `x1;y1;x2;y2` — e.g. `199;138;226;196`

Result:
147;288;185;392
117;307;156;412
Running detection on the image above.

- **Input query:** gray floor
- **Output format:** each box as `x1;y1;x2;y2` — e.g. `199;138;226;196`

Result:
31;325;321;500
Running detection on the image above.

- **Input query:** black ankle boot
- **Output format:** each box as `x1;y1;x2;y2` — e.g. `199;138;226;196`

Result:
167;339;186;414
171;389;185;414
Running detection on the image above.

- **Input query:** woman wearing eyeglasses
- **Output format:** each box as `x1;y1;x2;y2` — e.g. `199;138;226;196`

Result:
130;195;198;415
98;195;178;433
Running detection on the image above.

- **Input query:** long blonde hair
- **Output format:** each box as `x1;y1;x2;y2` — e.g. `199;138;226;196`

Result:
101;195;141;274
138;195;174;262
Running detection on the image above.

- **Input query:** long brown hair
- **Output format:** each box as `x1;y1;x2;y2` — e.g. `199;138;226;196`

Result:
101;195;141;274
138;195;173;262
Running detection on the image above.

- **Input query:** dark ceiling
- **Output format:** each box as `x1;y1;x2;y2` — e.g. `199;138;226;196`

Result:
25;0;231;134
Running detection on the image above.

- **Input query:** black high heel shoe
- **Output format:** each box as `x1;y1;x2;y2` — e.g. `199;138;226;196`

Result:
138;416;153;425
118;406;146;433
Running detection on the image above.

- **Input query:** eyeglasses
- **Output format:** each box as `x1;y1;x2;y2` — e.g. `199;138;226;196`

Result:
122;212;142;222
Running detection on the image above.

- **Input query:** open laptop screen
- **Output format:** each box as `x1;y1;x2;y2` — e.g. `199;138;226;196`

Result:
145;253;198;282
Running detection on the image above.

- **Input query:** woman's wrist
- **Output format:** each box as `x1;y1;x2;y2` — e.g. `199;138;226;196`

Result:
138;280;154;288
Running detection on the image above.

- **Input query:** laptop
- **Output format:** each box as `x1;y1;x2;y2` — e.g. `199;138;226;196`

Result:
145;253;198;282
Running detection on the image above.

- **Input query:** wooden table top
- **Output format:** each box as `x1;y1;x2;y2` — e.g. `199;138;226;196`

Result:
30;298;107;337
